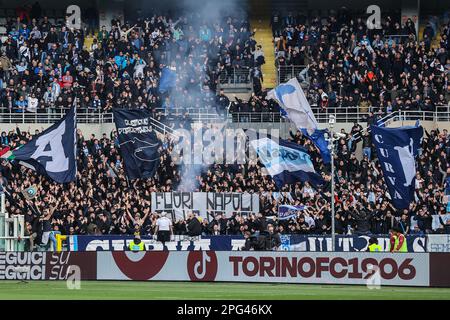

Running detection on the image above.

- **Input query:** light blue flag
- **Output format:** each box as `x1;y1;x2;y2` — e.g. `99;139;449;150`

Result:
267;77;330;163
250;136;324;189
301;128;331;164
159;67;177;94
267;77;318;135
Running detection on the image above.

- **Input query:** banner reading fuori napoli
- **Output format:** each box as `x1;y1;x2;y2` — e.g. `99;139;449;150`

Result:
151;192;260;219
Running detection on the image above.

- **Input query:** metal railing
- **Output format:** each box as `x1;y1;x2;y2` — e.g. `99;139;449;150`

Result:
277;65;307;85
351;111;399;142
0;108;229;124
1;107;449;125
149;117;178;138
397;110;450;122
231;107;450;124
230;110;375;123
383;34;413;45
231;112;286;123
0;109;111;124
218;67;252;86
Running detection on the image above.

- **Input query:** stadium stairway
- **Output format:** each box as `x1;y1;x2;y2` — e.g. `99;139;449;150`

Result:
418;17;442;48
249;0;277;89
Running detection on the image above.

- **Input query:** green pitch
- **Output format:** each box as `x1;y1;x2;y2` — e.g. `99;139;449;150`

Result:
0;281;449;300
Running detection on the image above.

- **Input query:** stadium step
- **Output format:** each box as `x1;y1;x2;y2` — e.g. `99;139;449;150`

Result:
418;17;442;49
249;0;277;89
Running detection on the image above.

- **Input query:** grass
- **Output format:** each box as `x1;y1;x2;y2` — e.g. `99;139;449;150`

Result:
0;281;449;300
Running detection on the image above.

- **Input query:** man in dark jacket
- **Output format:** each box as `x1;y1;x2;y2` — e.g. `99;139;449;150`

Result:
259;224;281;251
413;207;433;233
348;203;374;235
241;231;259;251
186;212;202;237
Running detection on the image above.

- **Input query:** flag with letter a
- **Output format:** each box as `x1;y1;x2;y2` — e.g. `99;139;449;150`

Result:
13;106;77;184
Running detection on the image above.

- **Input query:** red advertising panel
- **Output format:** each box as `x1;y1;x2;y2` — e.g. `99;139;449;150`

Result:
0;252;97;280
2;251;446;286
429;253;450;287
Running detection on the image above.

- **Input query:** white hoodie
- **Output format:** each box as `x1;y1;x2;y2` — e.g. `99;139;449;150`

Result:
27;96;38;113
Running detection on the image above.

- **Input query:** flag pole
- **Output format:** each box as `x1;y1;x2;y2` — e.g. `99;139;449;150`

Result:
327;115;336;252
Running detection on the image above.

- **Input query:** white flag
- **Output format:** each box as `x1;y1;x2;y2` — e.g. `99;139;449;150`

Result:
267;78;318;135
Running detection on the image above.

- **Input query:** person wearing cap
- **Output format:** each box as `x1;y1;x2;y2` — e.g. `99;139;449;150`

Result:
155;212;173;247
128;234;145;252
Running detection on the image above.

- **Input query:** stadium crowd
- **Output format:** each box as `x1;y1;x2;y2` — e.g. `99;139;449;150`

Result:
1;121;450;250
0;6;448;122
271;9;450;112
0;3;263;119
0;5;450;251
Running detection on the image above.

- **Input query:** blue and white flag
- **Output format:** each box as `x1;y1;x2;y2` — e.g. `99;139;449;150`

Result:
278;205;305;220
371;124;423;209
13;106;77;183
250;136;324;189
267;77;318;135
301;128;331;164
159;67;177;94
267;78;330;163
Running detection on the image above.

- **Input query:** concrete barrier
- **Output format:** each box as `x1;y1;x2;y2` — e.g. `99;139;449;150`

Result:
1;251;449;287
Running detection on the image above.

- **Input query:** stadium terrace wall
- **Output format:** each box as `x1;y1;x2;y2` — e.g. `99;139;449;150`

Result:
5;120;446;145
2;124;116;140
65;235;428;252
1;251;450;287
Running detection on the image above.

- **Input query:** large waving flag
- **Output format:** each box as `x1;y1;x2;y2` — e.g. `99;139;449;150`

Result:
0;147;14;161
113;108;160;180
371;123;423;209
267;78;331;164
300;128;331;164
13;106;77;183
250;135;324;189
267;77;318;134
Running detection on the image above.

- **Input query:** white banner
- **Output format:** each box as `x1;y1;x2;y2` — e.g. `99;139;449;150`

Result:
427;235;450;252
151;192;260;219
97;251;430;287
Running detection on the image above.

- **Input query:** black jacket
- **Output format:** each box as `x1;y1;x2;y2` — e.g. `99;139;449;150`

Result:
349;209;373;233
186;217;202;236
258;231;281;251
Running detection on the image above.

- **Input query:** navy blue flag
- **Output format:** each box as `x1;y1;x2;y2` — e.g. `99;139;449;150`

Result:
371;124;423;209
301;128;331;164
250;135;324;189
158;67;177;94
13;106;77;183
113;109;160;180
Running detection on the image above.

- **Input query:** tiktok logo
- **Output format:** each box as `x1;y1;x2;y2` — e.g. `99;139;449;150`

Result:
187;251;218;281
